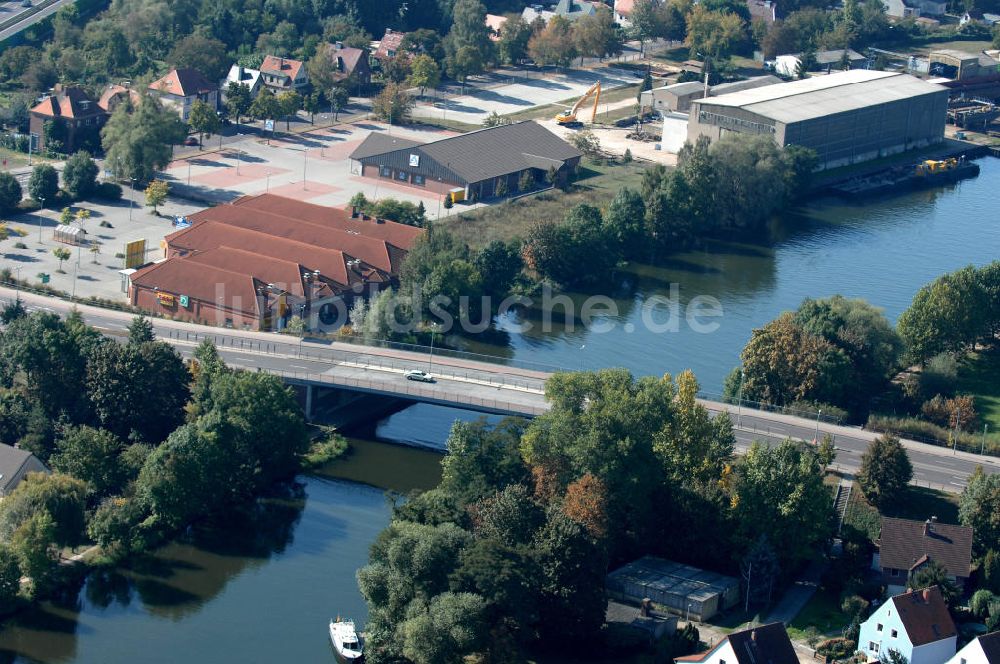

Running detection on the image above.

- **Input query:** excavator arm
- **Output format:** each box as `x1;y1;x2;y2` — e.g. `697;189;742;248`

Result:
555;81;602;125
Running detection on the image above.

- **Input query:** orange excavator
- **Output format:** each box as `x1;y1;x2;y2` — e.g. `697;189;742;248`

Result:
554;81;602;128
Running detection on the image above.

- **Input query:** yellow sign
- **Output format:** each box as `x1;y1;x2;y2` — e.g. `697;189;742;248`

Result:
156;292;176;306
124;239;147;269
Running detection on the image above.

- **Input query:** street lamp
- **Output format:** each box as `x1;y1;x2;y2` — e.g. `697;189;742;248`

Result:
983;424;989;456
427;323;440;373
736;368;745;429
37;196;45;242
266;169;271;192
686;602;694;623
302;148;308;190
815;408;822;442
128;178;137;221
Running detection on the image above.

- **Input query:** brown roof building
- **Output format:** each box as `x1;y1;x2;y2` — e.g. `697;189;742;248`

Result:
374;29;407;61
29;84;106;153
130;195;422;330
327;43;372;88
260;55;309;92
148;68;219;121
876;516;973;592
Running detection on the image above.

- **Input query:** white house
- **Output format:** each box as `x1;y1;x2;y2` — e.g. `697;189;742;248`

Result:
675;623;799;664
946;631;1000;664
858;587;957;664
222;65;263;99
614;0;634;26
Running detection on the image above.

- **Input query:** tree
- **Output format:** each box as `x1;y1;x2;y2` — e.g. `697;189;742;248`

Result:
249;89;282;126
603;187;646;256
857;434;913;509
329;86;350;121
188;100;220;149
127;315;155;345
52;247;71;271
817;434;836;467
741;534;780;607
797;47;818;78
528;16;578;67
958;467;1000;556
101;95;187;184
167;34;229;82
497;15;532;65
144;180;168;214
0;545;20;614
303;91;322;124
277;91;302;130
685;6;748;60
10;511;56;597
225;82;253;126
372;82;414;125
408;54;441;98
898;266;991;362
575;8;623;63
562;473;610;541
59;207;74;225
49;426;127;498
0;172;21;215
445;0;493;88
731;440;833;568
630;0;665;55
399;592;488;664
28;164;59;204
61;151;98;200
882;649;910;664
909;562;960;606
474;241;523;297
0;472;88;547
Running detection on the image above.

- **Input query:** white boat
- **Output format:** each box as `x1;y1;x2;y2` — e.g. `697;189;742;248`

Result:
329;618;363;661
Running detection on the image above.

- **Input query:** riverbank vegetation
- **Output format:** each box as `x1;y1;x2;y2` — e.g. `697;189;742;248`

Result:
359;368;834;663
723;261;1000;454
0;307;309;611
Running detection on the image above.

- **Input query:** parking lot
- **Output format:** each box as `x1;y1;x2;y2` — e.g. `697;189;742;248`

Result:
159;120;486;220
410;65;640;126
2;195;205;301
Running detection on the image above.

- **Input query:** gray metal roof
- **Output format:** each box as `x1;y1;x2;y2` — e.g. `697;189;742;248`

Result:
351;121;582;184
650;81;705;95
350;133;421;160
0;444;46;494
606;556;739;603
710;75;782;95
692;70;948;124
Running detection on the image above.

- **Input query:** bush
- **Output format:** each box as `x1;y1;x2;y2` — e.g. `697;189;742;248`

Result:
301;434;349;469
93;182;123;201
971;589;996;619
0;172;22;215
13;242;26;249
867;414;998;455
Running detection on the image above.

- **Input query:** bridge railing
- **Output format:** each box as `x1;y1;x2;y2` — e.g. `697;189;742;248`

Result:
272;368;549;417
165;328;548;393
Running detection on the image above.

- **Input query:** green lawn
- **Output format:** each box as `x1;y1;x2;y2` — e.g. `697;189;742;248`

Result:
957;348;1000;442
909;40;994;56
0;146;52;170
437;160;647;250
788;587;849;640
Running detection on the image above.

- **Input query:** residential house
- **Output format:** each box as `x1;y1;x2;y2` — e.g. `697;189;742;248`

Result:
29;84;106;153
884;0;946;17
148;68;219;122
349;120;582;201
486;13;508;40
875;516;973;594
222;65;263;99
97;84;141;115
374;29;407;62
748;0;777;24
674;623;799;664
858;587;957;664
945;631;1000;664
522;0;598;24
0;445;49;497
774;49;867;77
260;55;309;93
325;44;372;89
613;0;634;25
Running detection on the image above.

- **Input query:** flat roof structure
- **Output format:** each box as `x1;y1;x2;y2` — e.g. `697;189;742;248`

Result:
694;70;947;124
606;556;740;621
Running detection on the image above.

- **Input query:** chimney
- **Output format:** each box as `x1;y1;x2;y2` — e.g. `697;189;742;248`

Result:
641;598;651;617
922;588;931;602
930;516;938;523
751;629;757;642
924;519;932;536
351;205;359;218
239;66;245;81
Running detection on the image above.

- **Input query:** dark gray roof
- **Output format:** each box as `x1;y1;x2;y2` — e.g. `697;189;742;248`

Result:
979;631;1000;664
351;121;582;184
0;444;46;494
350;133;422;160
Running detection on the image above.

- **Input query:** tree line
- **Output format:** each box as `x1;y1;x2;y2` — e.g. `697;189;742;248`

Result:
359;368;834;663
0;307;308;607
724;261;1000;445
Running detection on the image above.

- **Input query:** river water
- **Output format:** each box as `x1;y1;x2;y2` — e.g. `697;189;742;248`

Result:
0;160;997;661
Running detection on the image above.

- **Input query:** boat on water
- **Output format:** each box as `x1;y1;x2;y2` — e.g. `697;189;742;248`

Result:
329;618;364;661
831;155;980;197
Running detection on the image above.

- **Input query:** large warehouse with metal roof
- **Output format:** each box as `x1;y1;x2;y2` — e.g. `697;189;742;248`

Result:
687;70;949;170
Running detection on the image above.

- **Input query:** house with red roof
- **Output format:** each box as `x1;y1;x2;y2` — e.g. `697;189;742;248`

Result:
613;0;634;25
29;84;106;153
374;29;408;62
148;68;219;121
858;587;957;664
674;623;799;664
260;55;309;93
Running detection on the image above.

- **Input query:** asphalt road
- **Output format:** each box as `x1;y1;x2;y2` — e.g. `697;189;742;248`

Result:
4;285;997;492
0;0;76;43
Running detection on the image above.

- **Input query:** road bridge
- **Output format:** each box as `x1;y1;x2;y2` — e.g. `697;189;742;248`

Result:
3;285;997;492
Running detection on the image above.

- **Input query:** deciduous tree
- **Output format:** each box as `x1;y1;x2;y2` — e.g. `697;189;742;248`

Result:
144;180;168;213
28;164;59;204
61;151;99;200
188;100;220;148
857;434;913;508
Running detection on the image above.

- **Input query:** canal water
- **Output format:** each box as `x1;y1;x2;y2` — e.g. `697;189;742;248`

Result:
0;159;997;661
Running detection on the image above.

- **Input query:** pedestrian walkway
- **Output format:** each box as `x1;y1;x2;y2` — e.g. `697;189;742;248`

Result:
766;558;825;626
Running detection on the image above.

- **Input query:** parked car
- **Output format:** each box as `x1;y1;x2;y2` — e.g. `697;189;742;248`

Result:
21;0;32;7
404;370;435;383
183;136;199;146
